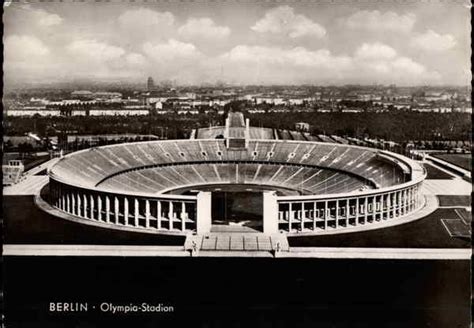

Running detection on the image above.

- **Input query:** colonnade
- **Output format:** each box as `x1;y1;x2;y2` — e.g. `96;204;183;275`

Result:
274;183;423;233
48;179;424;235
49;180;198;232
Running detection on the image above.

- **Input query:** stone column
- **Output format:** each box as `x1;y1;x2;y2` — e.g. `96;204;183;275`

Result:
97;195;102;221
300;201;305;231
355;198;359;226
105;196;110;223
61;194;66;211
77;193;82;217
83;194;88;219
124;198;129;225
114;196;119;224
66;193;71;213
288;202;293;232
157;201;162;230
196;192;212;234
134;198;139;227
392;193;396;218
386;193;391;219
372;196;377;221
57;189;62;209
324;200;328;229
180;202;186;231
169;201;174;230
71;193;76;215
364;197;368;224
146;200;151;229
335;200;339;229
346;199;350;226
90;194;95;220
403;189;408;215
263;191;278;234
313;202;317;230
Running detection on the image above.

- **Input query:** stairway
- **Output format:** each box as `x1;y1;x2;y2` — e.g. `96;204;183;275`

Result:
184;233;289;253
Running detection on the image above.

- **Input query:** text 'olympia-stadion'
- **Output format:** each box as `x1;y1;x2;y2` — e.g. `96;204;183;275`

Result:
44;112;426;236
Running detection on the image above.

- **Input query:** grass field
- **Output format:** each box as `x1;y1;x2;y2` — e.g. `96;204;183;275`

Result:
432;154;471;172
3;196;184;245
289;208;471;248
423;163;454;179
437;195;471;207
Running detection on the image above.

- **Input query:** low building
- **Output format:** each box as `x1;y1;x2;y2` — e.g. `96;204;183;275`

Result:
295;122;310;132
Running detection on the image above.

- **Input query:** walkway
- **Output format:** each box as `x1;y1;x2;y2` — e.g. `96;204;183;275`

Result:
3;244;470;259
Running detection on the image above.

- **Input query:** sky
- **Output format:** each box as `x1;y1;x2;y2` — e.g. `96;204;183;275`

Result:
3;1;471;86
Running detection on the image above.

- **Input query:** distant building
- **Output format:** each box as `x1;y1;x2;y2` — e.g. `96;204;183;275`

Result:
147;77;155;91
71;90;94;99
92;92;122;100
295;122;310;131
3;160;24;186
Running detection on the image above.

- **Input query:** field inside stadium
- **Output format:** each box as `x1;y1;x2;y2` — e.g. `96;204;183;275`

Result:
166;183;301;196
432;153;471;171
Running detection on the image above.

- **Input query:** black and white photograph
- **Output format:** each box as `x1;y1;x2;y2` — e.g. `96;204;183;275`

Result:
2;0;471;327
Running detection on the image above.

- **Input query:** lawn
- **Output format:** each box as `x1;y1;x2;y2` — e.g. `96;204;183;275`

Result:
423;163;454;179
432;154;471;172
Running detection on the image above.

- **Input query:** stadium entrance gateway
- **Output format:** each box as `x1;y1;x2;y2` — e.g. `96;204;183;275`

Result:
211;189;263;232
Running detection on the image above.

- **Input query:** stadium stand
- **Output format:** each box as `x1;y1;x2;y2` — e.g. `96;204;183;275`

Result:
317;135;334;143
51;139;406;194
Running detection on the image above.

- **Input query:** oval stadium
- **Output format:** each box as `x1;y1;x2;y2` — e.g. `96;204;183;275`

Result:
41;112;429;237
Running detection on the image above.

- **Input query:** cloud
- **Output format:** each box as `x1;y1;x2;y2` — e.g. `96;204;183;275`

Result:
353;43;428;80
345;10;416;33
251;5;326;38
143;39;202;63
390;57;425;75
125;53;147;67
66;40;126;61
4;35;50;60
221;45;350;68
216;43;437;85
178;18;230;39
20;5;63;27
118;8;174;37
410;30;457;51
217;45;352;84
35;9;63;26
355;42;397;60
3;35;61;83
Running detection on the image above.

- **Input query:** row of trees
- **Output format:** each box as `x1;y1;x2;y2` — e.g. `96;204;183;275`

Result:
247;111;471;142
4;110;471;144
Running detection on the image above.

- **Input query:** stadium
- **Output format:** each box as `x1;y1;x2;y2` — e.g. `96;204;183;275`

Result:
40;112;428;239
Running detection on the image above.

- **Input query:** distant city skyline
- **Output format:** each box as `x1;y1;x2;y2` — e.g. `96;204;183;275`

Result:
3;1;471;86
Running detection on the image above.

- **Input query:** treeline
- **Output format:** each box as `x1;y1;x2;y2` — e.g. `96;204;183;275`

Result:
4;113;223;139
247;111;471;142
4;111;471;143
